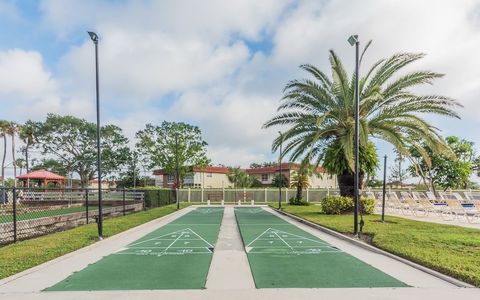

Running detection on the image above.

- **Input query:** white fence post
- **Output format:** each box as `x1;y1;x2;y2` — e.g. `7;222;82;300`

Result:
285;189;288;203
264;188;267;202
243;187;246;202
201;188;204;202
188;188;191;203
306;188;309;202
222;187;225;205
327;187;330;196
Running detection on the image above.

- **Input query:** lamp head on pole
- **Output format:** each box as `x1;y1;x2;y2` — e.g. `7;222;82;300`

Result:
87;31;99;44
347;35;358;46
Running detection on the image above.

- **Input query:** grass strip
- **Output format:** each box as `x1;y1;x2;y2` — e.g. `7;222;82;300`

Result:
0;203;195;280
278;204;480;287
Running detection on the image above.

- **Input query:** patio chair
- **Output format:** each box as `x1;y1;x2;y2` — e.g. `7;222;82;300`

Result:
442;199;470;222
387;192;410;215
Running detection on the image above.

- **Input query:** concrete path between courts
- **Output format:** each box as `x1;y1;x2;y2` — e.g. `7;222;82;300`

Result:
205;206;255;289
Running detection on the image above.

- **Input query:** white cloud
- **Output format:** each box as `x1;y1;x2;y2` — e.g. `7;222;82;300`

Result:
2;0;480;176
0;49;63;120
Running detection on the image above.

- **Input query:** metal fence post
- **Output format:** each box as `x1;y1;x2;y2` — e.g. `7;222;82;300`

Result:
122;189;126;216
85;189;89;224
13;188;17;243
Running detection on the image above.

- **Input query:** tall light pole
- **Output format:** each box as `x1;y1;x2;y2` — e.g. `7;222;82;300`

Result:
175;133;180;210
348;34;360;236
278;131;283;209
88;31;103;240
381;155;387;223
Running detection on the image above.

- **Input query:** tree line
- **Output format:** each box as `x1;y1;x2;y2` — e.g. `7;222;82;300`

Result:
0;114;210;188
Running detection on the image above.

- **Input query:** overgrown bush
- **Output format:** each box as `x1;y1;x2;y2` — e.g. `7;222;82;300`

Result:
288;197;310;206
320;195;353;214
136;187;176;208
360;196;375;214
320;195;375;215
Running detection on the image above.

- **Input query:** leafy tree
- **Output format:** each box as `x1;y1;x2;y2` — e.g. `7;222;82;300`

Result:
116;150;143;188
272;174;288;187
135;121;209;188
264;42;460;197
250;177;263;188
408;136;475;191
31;158;69;176
249;162;262;169
389;150;409;187
235;172;255;188
35;114;130;187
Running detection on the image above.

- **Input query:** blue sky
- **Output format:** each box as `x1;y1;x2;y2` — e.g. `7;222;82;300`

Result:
1;0;480;183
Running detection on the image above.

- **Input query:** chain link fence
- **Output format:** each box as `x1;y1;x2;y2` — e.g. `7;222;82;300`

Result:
0;187;145;245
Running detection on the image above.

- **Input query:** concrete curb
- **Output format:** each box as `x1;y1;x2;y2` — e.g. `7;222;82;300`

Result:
0;206;190;286
274;208;474;288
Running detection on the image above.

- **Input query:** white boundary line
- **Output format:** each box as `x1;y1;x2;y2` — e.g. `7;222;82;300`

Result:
245;228;272;247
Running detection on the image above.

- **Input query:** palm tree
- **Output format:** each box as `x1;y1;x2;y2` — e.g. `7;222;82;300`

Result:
290;162;315;202
227;166;244;188
6;122;18;187
263;42;460;197
0;120;9;185
19;121;37;173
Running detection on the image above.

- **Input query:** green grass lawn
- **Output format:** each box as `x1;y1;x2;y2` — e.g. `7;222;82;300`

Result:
0;203;196;280
0;206;98;223
277;204;480;287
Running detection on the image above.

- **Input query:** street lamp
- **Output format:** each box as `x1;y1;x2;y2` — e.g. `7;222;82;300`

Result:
348;34;360;236
175;134;180;210
278;131;283;209
88;31;103;240
382;155;387;223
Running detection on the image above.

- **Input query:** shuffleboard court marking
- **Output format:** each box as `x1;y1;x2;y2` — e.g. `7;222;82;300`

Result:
115;227;214;257
245;227;341;255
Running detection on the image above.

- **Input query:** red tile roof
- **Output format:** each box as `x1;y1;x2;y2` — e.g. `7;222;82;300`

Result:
153;166;230;175
246;163;326;175
17;169;65;180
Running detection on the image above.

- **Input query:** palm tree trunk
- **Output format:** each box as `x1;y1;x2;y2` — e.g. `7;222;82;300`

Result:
296;184;302;201
25;143;30;173
1;135;6;185
11;134;16;187
337;172;365;198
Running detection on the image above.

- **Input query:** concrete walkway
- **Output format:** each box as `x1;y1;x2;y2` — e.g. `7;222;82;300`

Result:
0;205;478;300
205;206;255;289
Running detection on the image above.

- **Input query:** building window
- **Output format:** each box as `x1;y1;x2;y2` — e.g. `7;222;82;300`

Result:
206;173;213;177
261;174;268;182
167;175;175;183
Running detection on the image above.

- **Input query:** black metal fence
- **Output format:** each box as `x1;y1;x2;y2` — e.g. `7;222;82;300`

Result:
0;187;145;246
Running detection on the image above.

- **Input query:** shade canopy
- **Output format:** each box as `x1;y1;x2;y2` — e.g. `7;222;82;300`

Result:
17;169;65;181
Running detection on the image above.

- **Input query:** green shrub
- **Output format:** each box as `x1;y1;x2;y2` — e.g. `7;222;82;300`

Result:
360;196;375;215
288;197;310;206
320;195;353;214
320;195;375;215
136;188;176;208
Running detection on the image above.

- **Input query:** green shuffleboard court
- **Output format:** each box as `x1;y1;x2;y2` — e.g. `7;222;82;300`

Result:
47;207;224;291
234;207;408;288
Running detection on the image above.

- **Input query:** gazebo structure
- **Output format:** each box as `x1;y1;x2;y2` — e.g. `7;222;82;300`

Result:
17;169;66;188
